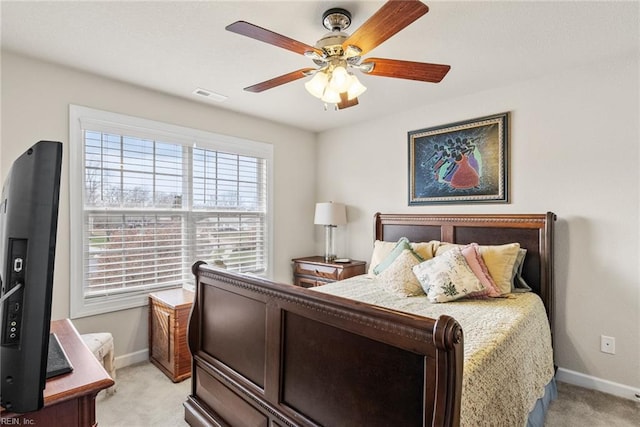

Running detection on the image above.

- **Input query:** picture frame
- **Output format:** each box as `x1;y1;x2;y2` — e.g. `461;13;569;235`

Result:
408;112;508;205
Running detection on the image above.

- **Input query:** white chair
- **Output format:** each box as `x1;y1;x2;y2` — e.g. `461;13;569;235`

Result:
81;332;116;395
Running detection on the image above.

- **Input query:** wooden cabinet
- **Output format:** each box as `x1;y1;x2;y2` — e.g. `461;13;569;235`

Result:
292;256;366;288
149;288;194;382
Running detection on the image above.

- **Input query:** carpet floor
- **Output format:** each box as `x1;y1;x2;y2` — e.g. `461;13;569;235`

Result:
96;362;640;426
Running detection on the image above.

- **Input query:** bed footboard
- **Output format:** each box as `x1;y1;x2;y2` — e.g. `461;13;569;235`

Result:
185;262;463;427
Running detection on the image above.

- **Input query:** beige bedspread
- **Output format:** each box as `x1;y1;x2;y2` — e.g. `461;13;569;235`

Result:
312;275;555;427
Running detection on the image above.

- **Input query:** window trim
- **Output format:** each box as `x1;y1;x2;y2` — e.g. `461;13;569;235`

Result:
69;105;273;319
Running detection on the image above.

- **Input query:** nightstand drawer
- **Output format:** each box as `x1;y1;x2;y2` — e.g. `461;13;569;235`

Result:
294;262;339;280
292;257;367;287
294;276;324;288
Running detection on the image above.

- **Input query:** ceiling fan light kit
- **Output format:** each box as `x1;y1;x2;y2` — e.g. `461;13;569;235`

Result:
304;64;367;108
226;0;450;110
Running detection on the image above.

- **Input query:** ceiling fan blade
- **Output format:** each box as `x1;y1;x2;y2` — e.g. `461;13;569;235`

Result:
226;21;322;56
244;68;316;93
337;93;359;110
342;0;429;56
361;58;450;82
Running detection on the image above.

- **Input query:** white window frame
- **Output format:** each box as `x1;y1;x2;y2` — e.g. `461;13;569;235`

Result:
69;105;273;318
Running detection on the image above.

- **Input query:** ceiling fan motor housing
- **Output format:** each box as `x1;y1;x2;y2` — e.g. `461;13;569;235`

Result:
322;8;351;31
315;8;355;62
315;32;347;57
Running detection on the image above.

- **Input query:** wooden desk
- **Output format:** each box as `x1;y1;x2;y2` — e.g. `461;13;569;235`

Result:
0;319;114;427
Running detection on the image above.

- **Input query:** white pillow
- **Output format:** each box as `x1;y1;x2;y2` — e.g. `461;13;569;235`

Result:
413;246;487;303
377;248;424;297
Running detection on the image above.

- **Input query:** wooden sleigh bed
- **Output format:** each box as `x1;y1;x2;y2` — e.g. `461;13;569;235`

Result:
184;212;556;427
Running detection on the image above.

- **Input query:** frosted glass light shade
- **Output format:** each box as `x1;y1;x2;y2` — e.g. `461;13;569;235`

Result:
328;66;350;92
347;75;367;100
305;67;367;106
321;87;341;104
305;72;329;99
314;202;347;226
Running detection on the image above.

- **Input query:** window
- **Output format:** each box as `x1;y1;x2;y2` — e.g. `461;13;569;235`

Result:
69;105;273;318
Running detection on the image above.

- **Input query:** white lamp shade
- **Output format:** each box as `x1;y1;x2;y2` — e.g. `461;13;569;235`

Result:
314;202;347;226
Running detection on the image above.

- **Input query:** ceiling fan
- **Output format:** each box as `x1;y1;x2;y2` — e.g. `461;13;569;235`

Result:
226;0;450;110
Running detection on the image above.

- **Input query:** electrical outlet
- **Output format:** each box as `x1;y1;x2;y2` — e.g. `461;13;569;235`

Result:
600;335;615;354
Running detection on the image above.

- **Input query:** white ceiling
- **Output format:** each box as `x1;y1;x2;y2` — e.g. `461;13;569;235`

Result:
2;1;638;133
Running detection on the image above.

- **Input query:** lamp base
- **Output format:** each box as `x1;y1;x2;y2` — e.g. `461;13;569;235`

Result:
323;225;337;262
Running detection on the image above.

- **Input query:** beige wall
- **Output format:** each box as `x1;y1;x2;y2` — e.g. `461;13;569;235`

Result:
3;48;639;396
316;55;640;393
0;51;318;361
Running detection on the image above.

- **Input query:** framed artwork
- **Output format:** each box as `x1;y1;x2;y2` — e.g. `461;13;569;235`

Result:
408;112;508;205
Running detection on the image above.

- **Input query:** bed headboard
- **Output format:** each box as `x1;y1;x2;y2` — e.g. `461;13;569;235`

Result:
374;212;556;327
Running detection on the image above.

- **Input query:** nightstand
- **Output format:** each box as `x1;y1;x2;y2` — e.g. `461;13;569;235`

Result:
149;288;194;382
292;256;366;288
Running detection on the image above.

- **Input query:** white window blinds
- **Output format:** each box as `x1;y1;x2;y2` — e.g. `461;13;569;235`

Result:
70;105;272;318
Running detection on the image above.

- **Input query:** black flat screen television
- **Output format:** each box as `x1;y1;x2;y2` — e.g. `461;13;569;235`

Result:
0;141;63;413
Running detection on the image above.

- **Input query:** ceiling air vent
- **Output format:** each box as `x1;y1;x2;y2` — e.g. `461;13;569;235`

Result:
192;88;228;102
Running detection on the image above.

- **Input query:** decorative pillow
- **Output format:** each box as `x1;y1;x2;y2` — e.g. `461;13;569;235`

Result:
376;248;425;297
410;241;439;262
460;243;501;297
372;238;423;275
412;247;487;303
511;248;532;293
476;243;521;295
434;243;455;257
368;239;438;275
436;242;521;295
368;240;398;275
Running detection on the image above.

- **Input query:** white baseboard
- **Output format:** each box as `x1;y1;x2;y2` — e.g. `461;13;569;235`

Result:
114;348;149;369
556;367;640;402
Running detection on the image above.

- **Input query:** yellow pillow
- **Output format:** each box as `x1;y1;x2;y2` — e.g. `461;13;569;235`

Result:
436;242;520;295
411;241;440;262
368;239;439;276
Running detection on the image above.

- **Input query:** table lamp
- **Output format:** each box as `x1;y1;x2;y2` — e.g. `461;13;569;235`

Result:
314;202;347;262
